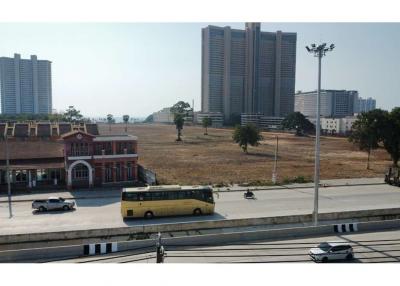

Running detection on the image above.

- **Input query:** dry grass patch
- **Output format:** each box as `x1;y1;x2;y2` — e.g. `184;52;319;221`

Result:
99;123;391;185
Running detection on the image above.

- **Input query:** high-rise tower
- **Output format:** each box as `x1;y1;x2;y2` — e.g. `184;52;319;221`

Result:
0;53;52;114
201;23;296;122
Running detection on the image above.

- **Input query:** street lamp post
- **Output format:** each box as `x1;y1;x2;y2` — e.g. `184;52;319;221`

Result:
306;43;334;226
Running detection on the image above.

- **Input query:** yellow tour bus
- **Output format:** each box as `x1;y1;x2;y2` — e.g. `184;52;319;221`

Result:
121;185;215;219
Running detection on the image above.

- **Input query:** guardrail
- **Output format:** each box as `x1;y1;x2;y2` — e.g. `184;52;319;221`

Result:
1;218;400;263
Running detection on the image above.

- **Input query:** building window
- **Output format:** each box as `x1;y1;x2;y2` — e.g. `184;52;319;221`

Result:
50;169;61;180
73;164;89;179
116;163;121;181
105;164;113;182
37;169;50;181
127;163;132;180
70;142;89;156
15;170;27;182
94;142;112;155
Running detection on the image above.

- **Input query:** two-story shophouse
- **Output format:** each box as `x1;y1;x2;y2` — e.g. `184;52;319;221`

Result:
0;122;138;191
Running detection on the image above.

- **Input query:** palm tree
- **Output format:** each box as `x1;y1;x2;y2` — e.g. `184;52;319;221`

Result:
123;115;130;133
107;114;114;132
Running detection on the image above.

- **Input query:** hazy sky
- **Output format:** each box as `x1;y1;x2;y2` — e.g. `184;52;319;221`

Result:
0;23;399;118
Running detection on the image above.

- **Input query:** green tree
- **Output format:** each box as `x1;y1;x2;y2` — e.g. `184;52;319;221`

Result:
202;117;212;135
174;113;185;141
107;114;114;131
123;114;130;132
170;101;191;116
382;108;400;167
281;112;315;136
63;106;83;123
349;109;388;169
170;101;192;141
232;124;263;153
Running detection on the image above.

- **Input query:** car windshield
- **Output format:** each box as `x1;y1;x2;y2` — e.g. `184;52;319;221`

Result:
317;242;331;251
59;197;65;201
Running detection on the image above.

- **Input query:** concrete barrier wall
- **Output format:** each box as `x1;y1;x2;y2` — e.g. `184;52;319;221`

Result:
2;207;400;245
0;244;83;263
2;219;400;263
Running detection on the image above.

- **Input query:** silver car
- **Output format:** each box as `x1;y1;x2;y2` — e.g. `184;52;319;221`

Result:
32;197;76;212
309;241;354;262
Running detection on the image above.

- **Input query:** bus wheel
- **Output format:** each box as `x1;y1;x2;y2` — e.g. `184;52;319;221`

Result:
193;208;202;216
144;211;154;219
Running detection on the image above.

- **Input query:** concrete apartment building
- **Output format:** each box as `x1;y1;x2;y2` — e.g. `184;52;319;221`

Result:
357;97;376;113
0;53;52;114
201;23;297;123
308;116;357;136
295;90;358;118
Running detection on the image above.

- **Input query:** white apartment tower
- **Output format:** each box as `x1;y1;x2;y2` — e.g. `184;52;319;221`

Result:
294;90;359;118
201;23;297;122
0;53;52;114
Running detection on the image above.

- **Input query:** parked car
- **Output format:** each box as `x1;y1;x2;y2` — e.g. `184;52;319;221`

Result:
32;197;75;212
309;241;354;262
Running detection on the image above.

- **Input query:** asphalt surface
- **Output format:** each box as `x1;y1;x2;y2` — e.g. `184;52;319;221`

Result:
51;228;400;263
0;180;399;236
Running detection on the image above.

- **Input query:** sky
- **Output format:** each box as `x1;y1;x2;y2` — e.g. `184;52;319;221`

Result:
0;22;399;118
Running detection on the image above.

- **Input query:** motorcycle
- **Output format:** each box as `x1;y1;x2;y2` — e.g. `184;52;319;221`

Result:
244;191;255;199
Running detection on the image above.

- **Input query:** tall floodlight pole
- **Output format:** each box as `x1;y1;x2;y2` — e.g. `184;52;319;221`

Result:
306;43;334;226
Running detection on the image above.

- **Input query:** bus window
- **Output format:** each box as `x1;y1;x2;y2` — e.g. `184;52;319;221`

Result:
178;191;189;200
122;192;138;201
152;192;164;201
138;192;145;201
167;191;178;200
143;192;152;201
205;191;214;203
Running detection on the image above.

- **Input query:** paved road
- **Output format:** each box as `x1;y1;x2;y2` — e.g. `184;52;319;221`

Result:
1;183;400;236
52;229;400;263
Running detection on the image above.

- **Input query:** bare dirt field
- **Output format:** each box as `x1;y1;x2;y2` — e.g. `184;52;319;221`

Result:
99;123;391;185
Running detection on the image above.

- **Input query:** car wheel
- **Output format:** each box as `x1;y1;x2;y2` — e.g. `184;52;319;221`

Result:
193;208;202;215
322;257;328;263
346;253;354;260
144;211;154;219
63;205;69;211
39;206;46;212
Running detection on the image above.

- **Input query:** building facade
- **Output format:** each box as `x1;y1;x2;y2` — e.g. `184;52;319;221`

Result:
152;107;174;123
356;97;376;113
294;90;358;118
201;23;297;122
309;116;357;135
196;112;224;127
0;122;138;191
0;54;52;114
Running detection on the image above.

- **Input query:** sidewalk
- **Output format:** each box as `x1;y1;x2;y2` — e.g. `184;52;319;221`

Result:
0;187;122;203
0;177;385;203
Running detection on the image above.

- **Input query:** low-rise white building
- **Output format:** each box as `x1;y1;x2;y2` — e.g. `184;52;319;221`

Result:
152;108;174;123
309;116;357;135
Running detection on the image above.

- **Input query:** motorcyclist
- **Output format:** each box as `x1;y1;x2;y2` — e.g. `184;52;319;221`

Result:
245;189;254;198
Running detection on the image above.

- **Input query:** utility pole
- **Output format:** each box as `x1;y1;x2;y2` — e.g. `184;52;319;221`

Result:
306;43;334;226
156;232;164;263
5;134;12;218
272;135;279;184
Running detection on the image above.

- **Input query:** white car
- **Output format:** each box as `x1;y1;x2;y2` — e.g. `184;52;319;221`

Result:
309;241;354;262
